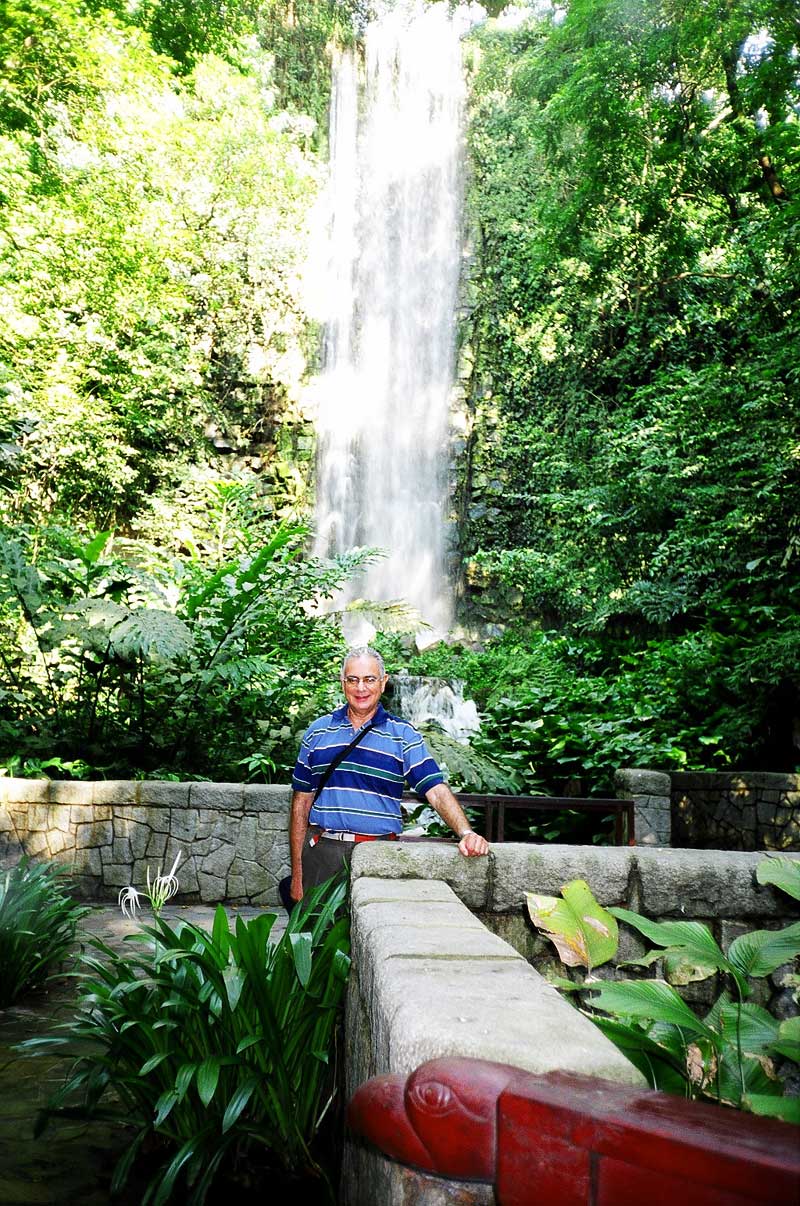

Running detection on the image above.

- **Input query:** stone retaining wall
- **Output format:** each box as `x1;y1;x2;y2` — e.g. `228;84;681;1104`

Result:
0;778;291;904
347;842;800;1018
342;865;643;1206
671;770;800;851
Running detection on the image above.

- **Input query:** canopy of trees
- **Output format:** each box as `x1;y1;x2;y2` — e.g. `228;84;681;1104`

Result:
450;0;800;778
0;0;797;789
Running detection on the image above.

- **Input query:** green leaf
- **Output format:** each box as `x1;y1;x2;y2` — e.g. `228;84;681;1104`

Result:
744;1095;800;1124
591;1015;689;1095
756;857;800;903
770;1016;800;1063
174;1063;196;1102
525;879;618;970
290;932;313;988
728;923;800;980
221;1077;257;1133
196;1058;220;1107
610;907;741;993
140;1052;171;1076
153;1089;179;1128
585;979;713;1038
713;1000;780;1057
82;530;113;565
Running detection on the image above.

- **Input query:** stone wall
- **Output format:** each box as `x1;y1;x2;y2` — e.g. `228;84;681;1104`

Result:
347;843;800;1019
342;866;643;1206
0;778;291;904
671;771;800;851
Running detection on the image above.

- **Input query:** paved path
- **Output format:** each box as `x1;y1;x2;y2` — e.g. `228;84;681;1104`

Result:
0;904;289;1205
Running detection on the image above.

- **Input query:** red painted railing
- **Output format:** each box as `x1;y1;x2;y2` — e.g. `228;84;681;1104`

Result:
348;1057;800;1205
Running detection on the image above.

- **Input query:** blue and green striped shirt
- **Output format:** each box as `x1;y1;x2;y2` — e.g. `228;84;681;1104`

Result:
291;703;444;835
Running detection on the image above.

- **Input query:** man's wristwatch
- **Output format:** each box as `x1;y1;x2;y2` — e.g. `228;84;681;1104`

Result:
458;828;475;839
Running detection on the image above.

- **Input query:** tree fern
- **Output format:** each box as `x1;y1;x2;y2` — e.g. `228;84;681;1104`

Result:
421;725;518;793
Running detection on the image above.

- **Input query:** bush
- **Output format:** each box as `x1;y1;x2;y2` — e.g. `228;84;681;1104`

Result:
0;858;89;1007
21;876;351;1203
0;519;362;780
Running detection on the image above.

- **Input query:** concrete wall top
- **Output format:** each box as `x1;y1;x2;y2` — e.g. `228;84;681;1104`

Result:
0;778;290;812
349;875;643;1086
351;842;800;919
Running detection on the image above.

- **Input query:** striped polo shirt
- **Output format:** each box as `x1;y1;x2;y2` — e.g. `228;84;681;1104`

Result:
291;703;445;836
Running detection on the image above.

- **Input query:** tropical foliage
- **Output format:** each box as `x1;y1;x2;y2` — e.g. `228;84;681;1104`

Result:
458;0;800;776
0;0;797;791
526;860;800;1122
0;517;366;779
0;857;89;1007
20;875;351;1203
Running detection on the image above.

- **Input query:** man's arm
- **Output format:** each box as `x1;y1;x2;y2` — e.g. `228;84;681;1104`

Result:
289;789;314;901
424;782;490;857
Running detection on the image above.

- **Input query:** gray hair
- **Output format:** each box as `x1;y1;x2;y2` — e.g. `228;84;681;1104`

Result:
341;646;386;679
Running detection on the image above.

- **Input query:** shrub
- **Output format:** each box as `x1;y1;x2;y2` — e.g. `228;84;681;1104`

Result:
526;861;800;1123
21;876;351;1203
0;858;89;1007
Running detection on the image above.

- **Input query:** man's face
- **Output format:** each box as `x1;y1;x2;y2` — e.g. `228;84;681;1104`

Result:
342;654;387;717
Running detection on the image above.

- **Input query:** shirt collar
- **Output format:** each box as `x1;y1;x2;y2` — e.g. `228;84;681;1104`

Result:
333;701;388;730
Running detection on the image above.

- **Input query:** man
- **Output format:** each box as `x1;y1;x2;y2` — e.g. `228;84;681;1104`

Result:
289;646;489;903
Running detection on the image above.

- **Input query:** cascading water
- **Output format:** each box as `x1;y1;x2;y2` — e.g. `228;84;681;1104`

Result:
311;2;470;641
389;674;480;743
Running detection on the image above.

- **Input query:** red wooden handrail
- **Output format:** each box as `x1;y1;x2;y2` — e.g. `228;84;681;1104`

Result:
348;1057;800;1204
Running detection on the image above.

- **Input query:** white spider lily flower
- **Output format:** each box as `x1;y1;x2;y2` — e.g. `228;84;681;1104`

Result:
118;885;143;919
146;850;182;914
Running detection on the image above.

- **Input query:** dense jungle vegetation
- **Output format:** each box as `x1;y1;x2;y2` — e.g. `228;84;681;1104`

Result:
1;0;798;795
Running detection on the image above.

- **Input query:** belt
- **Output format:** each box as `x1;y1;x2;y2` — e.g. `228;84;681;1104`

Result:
319;830;399;844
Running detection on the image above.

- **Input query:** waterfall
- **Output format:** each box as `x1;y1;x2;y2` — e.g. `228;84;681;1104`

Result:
390;674;481;743
311;2;469;642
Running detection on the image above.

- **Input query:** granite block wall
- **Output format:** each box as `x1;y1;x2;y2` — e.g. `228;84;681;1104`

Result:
0;778;291;905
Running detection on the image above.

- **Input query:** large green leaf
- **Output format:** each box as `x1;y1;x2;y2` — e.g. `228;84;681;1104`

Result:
745;1095;800;1124
712;1000;780;1058
610;907;743;993
585;979;714;1038
756;857;800;903
769;1016;800;1063
109;609;193;662
525;879;618;969
609;908;728;967
728;923;800;980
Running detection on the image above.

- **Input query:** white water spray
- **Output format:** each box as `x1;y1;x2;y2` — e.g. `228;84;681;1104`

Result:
311;2;470;640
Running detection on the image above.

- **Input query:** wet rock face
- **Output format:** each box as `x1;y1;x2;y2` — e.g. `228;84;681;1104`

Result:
0;780;292;906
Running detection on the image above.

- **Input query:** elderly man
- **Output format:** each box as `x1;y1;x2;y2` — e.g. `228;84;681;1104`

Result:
289;646;489;903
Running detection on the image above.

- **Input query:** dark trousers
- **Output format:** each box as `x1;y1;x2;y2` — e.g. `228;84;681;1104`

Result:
300;829;355;892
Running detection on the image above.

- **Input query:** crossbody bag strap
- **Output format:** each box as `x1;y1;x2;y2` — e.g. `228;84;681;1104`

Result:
312;717;377;804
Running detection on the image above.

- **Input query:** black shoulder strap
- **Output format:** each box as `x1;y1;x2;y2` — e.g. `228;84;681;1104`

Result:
312;716;378;804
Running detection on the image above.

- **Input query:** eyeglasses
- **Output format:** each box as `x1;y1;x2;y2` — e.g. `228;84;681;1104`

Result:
344;675;381;686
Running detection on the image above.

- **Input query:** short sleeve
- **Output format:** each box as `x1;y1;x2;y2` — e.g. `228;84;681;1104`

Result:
291;726;316;793
402;728;445;796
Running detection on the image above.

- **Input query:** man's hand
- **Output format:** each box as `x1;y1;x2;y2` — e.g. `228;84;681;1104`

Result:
424;783;490;858
458;829;490;857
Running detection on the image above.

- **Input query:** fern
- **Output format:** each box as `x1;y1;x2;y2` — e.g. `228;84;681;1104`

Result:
337;597;428;635
63;600;193;662
421;725;518;793
200;655;281;688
